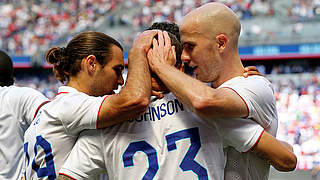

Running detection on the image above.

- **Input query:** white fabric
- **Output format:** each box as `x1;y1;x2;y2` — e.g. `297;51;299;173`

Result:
0;86;48;180
24;86;106;180
60;93;225;180
216;75;278;180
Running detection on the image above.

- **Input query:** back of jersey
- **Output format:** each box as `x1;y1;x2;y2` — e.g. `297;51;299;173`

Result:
0;86;47;180
102;93;224;180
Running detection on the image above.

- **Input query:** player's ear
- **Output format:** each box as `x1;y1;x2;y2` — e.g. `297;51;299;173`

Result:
216;34;227;53
83;55;97;75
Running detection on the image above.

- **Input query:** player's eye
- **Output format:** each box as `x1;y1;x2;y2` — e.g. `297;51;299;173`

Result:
183;43;194;51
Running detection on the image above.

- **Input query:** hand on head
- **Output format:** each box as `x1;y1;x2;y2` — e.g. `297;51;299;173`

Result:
147;31;177;71
131;30;159;53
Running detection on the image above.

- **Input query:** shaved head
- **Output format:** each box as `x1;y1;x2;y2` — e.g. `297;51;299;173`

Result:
180;2;241;50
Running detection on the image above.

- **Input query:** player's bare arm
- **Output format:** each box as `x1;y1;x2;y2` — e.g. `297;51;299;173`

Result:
97;30;157;128
57;174;73;180
252;131;297;171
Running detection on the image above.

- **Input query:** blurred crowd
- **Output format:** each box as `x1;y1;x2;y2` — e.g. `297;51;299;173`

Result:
126;0;274;31
0;0;122;56
114;0;276;49
15;74;60;99
289;0;320;22
269;73;320;171
111;0;320;50
1;0;320;56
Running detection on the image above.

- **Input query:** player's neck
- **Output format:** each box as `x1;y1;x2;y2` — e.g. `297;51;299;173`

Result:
67;76;90;95
213;57;244;88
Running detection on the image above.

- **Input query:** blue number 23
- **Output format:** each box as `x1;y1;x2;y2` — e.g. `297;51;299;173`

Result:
122;127;208;180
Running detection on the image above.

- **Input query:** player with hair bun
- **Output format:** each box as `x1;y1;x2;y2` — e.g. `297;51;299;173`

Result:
23;30;156;179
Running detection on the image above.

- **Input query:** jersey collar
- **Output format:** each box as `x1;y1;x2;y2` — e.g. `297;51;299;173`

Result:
57;86;80;95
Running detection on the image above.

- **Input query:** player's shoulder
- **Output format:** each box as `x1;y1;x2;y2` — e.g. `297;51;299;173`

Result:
221;75;272;89
0;85;41;99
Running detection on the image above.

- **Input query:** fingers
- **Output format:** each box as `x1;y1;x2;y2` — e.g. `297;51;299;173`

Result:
132;30;159;52
152;90;164;99
243;66;262;77
157;31;164;49
244;66;258;72
171;46;176;61
153;38;158;50
243;70;262;77
140;30;158;38
163;31;171;50
147;49;153;61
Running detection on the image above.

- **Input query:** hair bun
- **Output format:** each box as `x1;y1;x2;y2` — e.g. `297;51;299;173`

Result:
59;47;68;57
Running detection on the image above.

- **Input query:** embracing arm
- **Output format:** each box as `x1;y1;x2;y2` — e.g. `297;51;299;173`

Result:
97;31;157;128
252;131;297;171
150;62;248;119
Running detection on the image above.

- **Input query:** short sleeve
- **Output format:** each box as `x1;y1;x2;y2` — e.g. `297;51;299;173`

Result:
59;129;106;179
219;76;278;132
58;94;108;134
213;117;264;152
18;87;49;125
214;76;278;152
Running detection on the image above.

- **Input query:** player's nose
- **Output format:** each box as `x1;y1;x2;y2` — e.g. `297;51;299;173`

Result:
181;49;191;64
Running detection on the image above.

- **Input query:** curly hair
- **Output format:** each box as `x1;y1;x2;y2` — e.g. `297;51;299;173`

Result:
147;22;182;67
147;21;181;43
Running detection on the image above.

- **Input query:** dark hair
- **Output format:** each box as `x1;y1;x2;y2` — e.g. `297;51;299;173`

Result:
147;22;182;67
45;31;123;83
0;50;14;86
147;22;181;43
167;32;182;67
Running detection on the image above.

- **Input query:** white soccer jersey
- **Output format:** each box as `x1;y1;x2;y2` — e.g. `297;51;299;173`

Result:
0;86;48;180
23;86;107;180
60;93;226;180
213;75;278;180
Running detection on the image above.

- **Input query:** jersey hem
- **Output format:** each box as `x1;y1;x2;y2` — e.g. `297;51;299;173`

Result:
244;129;265;153
59;173;77;180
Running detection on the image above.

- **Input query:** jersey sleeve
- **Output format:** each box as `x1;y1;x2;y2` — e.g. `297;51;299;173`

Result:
59;129;106;179
18;87;49;125
59;94;109;134
220;76;278;131
215;76;277;152
213;117;264;152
